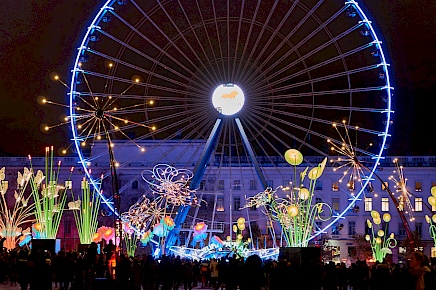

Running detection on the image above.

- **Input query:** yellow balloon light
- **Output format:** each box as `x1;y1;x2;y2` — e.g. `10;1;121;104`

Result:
284;149;303;165
432;214;436;223
390;233;395;239
425;215;431;224
233;225;238;233
226;236;231;241
367;220;372;228
237;217;245;225
377;230;384;237
383;213;391;223
371;210;380;220
287;205;299;217
431;186;436;197
365;234;370;241
373;217;381;225
376;237;382;244
298;188;310;200
236;234;243;240
237;223;245;231
247;238;251;243
428;196;436;207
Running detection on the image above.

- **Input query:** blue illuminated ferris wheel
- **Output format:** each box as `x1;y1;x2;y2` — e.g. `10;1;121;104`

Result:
68;0;394;249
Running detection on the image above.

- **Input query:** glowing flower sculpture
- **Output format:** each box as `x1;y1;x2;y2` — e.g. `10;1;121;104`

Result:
122;164;198;250
191;222;208;248
93;226;115;243
123;222;139;257
29;147;70;239
425;186;436;247
243;149;331;247
365;210;397;262
71;178;101;244
388;158;415;222
0;167;35;250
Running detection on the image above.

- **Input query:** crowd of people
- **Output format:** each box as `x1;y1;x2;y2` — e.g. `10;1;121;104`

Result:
0;243;435;290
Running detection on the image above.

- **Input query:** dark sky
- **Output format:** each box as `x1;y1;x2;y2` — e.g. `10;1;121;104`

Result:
0;0;435;157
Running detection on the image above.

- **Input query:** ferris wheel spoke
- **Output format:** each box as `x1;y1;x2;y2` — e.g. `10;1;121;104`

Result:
241;0;326;85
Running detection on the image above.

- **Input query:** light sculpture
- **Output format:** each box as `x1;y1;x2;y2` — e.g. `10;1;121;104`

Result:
365;210;397;262
243;149;331;247
425;186;436;247
0;167;35;250
71;178;101;244
121;164;198;253
28;147;69;239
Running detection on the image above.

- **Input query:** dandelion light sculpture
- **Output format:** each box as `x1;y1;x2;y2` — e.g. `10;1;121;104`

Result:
328;121;415;247
0;167;35;250
365;210;397;262
28;147;69;239
388;159;415;222
71;178;101;244
122;164;198;253
243;149;331;247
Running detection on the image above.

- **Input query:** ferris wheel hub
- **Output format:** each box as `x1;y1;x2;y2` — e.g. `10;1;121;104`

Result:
212;84;245;116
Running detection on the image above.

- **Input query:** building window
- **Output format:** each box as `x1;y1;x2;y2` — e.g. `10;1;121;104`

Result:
382;197;389;212
332;182;339;191
382;181;389;191
217;197;224;212
218;180;225;190
132;180;139;190
233;180;241;190
199;180;206;190
332;198;339;211
415;223;422;236
283;180;291;188
348;221;356;235
233;196;241;210
364;198;372;211
415;181;422;192
315;181;323;190
267;180;274;188
249;180;257;190
415;197;423;212
398;223;406;237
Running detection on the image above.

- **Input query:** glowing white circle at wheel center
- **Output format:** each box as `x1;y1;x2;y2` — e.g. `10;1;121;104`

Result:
212;84;245;116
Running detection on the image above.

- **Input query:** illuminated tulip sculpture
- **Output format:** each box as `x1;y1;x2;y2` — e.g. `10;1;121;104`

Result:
0;168;35;250
243;149;331;247
70;178;101;244
365;210;397;262
123;222;139;257
425;186;436;247
29;147;69;239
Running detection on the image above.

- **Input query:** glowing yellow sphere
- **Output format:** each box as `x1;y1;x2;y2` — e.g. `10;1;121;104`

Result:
226;236;231;241
376;237;382;244
287;205;299;217
377;230;384;237
373;218;381;225
233;225;238;233
365;234;370;241
383;213;391;223
237;217;245;225
433;214;436;223
237;234;243;240
237;223;245;231
367;220;372;228
284;149;303;165
299;188;310;200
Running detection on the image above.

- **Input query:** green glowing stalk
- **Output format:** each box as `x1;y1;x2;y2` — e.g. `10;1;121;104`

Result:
72;179;101;244
29;147;67;239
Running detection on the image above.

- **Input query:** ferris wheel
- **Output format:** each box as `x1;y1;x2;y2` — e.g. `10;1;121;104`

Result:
68;0;394;248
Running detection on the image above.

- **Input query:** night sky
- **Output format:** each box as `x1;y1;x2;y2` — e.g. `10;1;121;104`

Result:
0;0;435;157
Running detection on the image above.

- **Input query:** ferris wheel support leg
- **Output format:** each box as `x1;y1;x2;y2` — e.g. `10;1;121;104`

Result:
165;119;223;251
